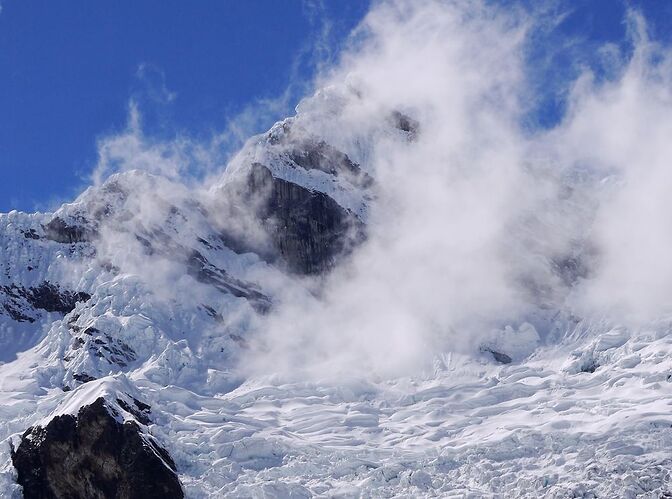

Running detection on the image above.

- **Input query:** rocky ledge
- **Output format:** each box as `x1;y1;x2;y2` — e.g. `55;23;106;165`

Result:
11;397;183;499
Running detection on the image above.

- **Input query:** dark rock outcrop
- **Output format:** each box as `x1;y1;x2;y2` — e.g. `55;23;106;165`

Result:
115;397;152;426
72;373;97;384
25;282;91;315
11;397;183;499
0;282;91;323
233;163;365;275
65;325;137;370
186;249;272;313
287;140;373;189
43;217;95;244
2;301;35;323
480;346;512;364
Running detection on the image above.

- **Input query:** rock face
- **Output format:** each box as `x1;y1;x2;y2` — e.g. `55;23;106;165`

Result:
1;282;91;323
240;162;365;275
25;282;91;315
11;398;183;499
43;217;95;244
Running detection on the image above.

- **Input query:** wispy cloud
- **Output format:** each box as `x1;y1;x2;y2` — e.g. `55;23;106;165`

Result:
135;63;177;105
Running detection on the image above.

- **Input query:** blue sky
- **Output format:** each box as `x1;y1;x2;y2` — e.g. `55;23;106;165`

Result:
1;0;671;213
0;0;368;211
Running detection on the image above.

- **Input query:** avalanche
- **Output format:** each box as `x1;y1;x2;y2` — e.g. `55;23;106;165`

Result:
2;0;672;497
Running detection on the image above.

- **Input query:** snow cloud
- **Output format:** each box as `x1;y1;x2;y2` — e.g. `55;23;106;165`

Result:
555;11;672;321
246;0;536;379
246;1;672;379
83;0;672;380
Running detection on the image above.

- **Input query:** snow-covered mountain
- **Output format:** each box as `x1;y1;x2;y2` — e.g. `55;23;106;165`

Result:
0;88;384;497
1;79;671;499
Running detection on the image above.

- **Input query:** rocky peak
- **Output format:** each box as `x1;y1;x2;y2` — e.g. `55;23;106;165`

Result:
11;396;183;499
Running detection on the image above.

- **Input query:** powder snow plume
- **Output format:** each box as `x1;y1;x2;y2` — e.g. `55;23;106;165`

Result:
4;1;672;497
77;0;672;380
233;0;672;380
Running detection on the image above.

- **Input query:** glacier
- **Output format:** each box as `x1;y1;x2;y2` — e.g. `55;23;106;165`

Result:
2;0;672;497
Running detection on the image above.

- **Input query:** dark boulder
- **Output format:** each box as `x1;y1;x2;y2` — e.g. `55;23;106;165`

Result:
11;397;183;499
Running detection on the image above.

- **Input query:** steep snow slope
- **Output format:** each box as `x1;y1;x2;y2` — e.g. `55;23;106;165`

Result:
0;86;671;498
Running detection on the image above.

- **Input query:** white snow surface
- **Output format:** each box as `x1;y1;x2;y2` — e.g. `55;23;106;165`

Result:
0;94;670;498
1;318;671;497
